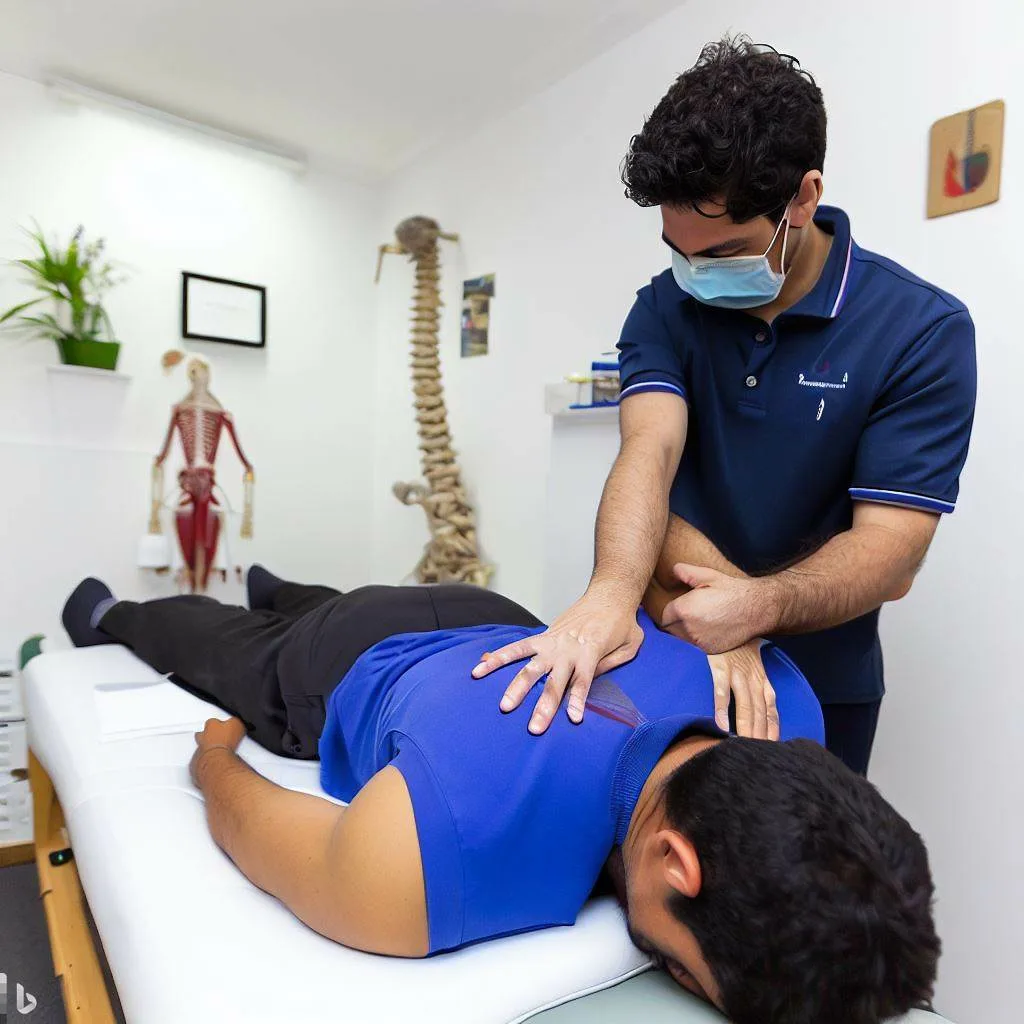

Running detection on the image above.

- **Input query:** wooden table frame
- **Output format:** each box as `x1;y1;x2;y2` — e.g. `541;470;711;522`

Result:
28;749;117;1024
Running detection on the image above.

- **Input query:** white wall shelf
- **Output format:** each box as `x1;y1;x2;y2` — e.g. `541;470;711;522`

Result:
46;363;131;383
544;381;619;419
551;404;619;421
42;361;133;449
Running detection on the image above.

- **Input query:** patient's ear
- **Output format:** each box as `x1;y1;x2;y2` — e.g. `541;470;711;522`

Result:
655;829;702;899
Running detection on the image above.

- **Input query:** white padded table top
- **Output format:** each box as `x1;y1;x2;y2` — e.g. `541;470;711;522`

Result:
24;646;651;1024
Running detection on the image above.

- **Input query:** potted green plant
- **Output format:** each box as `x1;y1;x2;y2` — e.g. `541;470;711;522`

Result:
0;222;126;370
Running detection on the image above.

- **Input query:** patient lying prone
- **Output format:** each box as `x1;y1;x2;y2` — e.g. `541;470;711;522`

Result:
61;568;940;1024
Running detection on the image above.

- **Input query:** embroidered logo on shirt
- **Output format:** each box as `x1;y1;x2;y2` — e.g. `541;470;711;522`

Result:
798;371;848;389
816;399;825;421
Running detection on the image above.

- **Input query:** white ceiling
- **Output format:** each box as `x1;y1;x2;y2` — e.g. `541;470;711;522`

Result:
0;0;682;179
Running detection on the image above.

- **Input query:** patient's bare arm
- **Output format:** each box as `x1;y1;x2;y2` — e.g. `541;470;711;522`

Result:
191;718;428;957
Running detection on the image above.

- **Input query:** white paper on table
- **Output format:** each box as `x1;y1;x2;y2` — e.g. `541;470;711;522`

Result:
93;680;231;741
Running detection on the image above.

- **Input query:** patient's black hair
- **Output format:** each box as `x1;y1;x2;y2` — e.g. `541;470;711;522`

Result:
662;738;940;1024
621;36;826;222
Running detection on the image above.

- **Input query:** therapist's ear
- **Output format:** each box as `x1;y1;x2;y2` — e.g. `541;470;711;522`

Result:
656;829;703;900
789;170;823;228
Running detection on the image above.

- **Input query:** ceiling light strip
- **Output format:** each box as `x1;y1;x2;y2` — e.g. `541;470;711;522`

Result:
47;75;307;172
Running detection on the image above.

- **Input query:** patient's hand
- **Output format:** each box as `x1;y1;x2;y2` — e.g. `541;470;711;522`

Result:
189;716;246;787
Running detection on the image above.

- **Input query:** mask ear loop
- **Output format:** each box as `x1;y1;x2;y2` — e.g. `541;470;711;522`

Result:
774;194;799;271
777;210;791;272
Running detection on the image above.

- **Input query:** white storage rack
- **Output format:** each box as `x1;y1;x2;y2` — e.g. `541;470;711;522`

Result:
0;657;32;846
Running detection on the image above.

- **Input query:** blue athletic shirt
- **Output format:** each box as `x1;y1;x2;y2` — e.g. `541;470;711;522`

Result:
318;610;824;954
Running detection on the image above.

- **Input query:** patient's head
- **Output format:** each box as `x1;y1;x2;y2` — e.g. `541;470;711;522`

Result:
623;738;939;1024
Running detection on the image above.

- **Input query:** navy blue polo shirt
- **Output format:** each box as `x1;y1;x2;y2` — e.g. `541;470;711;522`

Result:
616;206;976;703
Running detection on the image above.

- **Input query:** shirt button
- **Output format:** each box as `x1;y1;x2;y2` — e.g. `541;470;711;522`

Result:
754;330;767;342
745;375;758;388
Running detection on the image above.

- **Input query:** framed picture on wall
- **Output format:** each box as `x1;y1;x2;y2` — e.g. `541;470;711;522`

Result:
181;272;267;348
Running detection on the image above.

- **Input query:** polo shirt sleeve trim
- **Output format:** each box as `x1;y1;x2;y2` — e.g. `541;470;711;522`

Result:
849;309;975;518
619;376;687;402
389;736;465;955
617;277;689;398
849;487;956;515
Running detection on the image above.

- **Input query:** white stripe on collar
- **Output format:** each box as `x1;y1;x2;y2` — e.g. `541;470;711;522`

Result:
828;237;854;318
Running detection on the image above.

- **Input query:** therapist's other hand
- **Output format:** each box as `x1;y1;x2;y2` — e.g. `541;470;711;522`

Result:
189;716;246;787
660;563;772;654
471;585;644;734
706;640;779;740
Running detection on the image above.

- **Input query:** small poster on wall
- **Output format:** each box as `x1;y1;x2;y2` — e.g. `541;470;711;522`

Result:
461;274;494;358
927;99;1005;218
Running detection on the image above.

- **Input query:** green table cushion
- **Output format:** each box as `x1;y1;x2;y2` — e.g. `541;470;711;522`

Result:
525;968;953;1023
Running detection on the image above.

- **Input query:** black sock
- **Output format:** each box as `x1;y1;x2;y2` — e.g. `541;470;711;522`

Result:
61;578;118;648
246;564;285;611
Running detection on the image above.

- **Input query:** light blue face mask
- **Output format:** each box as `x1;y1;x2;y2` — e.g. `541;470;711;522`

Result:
668;204;794;309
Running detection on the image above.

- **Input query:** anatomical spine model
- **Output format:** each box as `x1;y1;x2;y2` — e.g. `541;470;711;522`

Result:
376;216;492;587
149;350;254;592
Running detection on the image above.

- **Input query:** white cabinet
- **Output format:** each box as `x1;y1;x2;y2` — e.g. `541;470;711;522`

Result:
541;405;620;622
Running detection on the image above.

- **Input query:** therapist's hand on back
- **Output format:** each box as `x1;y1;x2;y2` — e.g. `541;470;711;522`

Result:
659;562;773;653
471;582;645;734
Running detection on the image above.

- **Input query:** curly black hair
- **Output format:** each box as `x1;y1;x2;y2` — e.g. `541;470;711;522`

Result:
663;738;940;1024
621;36;826;222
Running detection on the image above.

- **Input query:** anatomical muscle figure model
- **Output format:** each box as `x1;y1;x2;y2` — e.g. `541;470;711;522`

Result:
149;350;254;592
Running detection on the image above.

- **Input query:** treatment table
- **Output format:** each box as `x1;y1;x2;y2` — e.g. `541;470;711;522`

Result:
22;646;954;1024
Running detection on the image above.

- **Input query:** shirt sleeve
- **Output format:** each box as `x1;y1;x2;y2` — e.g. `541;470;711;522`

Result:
760;643;826;745
389;740;465;955
850;309;977;514
616;279;688;403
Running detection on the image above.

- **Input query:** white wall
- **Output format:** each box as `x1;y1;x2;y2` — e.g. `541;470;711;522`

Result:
376;3;1022;1021
0;71;381;654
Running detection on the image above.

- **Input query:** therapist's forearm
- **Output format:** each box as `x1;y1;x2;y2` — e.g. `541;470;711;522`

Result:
757;513;937;636
590;438;675;606
657;503;939;653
